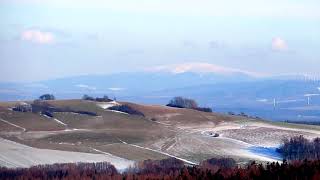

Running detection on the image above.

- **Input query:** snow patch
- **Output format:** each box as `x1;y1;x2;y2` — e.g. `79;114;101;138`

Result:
97;101;120;109
42;114;51;119
0;138;134;171
64;128;90;132
53;118;67;126
58;142;75;146
107;110;129;115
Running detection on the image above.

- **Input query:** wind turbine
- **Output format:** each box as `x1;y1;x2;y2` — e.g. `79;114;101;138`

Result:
304;94;320;105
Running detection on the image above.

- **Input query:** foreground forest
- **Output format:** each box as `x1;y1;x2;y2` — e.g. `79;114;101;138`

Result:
1;158;320;180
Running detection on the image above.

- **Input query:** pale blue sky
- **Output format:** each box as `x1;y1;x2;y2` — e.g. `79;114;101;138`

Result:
0;0;319;82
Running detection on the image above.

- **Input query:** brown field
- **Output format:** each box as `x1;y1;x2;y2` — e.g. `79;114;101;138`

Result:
0;99;320;169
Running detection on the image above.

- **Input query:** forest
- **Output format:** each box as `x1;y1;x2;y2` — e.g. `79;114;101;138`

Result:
277;135;320;161
1;157;320;180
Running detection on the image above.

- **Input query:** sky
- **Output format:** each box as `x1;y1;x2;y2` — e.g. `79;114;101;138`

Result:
0;0;320;82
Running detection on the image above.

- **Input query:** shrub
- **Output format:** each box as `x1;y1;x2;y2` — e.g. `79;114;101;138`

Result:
39;94;55;101
82;94;95;101
167;96;198;109
31;100;54;114
95;95;112;102
167;97;213;112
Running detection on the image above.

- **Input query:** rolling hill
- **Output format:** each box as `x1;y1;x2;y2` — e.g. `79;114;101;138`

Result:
0;99;320;170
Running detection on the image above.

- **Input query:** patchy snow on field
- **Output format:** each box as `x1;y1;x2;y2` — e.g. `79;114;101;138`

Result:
41;114;68;127
97;101;120;109
0;138;134;170
118;139;197;165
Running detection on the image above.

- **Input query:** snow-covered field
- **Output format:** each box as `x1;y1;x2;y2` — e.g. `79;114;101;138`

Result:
142;115;320;163
0;138;134;170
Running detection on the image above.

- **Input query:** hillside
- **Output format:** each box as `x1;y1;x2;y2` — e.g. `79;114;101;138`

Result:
0;99;320;170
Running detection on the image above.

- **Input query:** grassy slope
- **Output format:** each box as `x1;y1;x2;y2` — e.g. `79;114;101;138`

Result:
0;99;319;164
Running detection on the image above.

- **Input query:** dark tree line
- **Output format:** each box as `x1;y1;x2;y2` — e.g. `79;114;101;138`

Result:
108;105;144;116
82;95;112;102
1;158;320;180
0;162;118;180
167;96;198;109
201;157;237;169
285;120;320;126
277;135;320;161
167;97;212;112
39;94;55;101
30;100;98;117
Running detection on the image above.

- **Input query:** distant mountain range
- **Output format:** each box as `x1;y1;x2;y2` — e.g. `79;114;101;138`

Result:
1;66;320;122
0;70;256;101
0;70;319;103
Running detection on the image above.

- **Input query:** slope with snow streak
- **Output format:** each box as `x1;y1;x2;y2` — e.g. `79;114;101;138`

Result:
53;118;67;126
0;118;26;131
0;138;134;170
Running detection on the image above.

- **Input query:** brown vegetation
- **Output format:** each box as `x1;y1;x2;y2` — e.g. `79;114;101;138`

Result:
1;158;320;180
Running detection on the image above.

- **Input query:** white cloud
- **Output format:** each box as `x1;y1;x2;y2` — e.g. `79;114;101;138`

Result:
75;84;96;91
148;62;262;77
21;29;55;44
257;99;268;102
108;87;125;91
271;37;288;51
